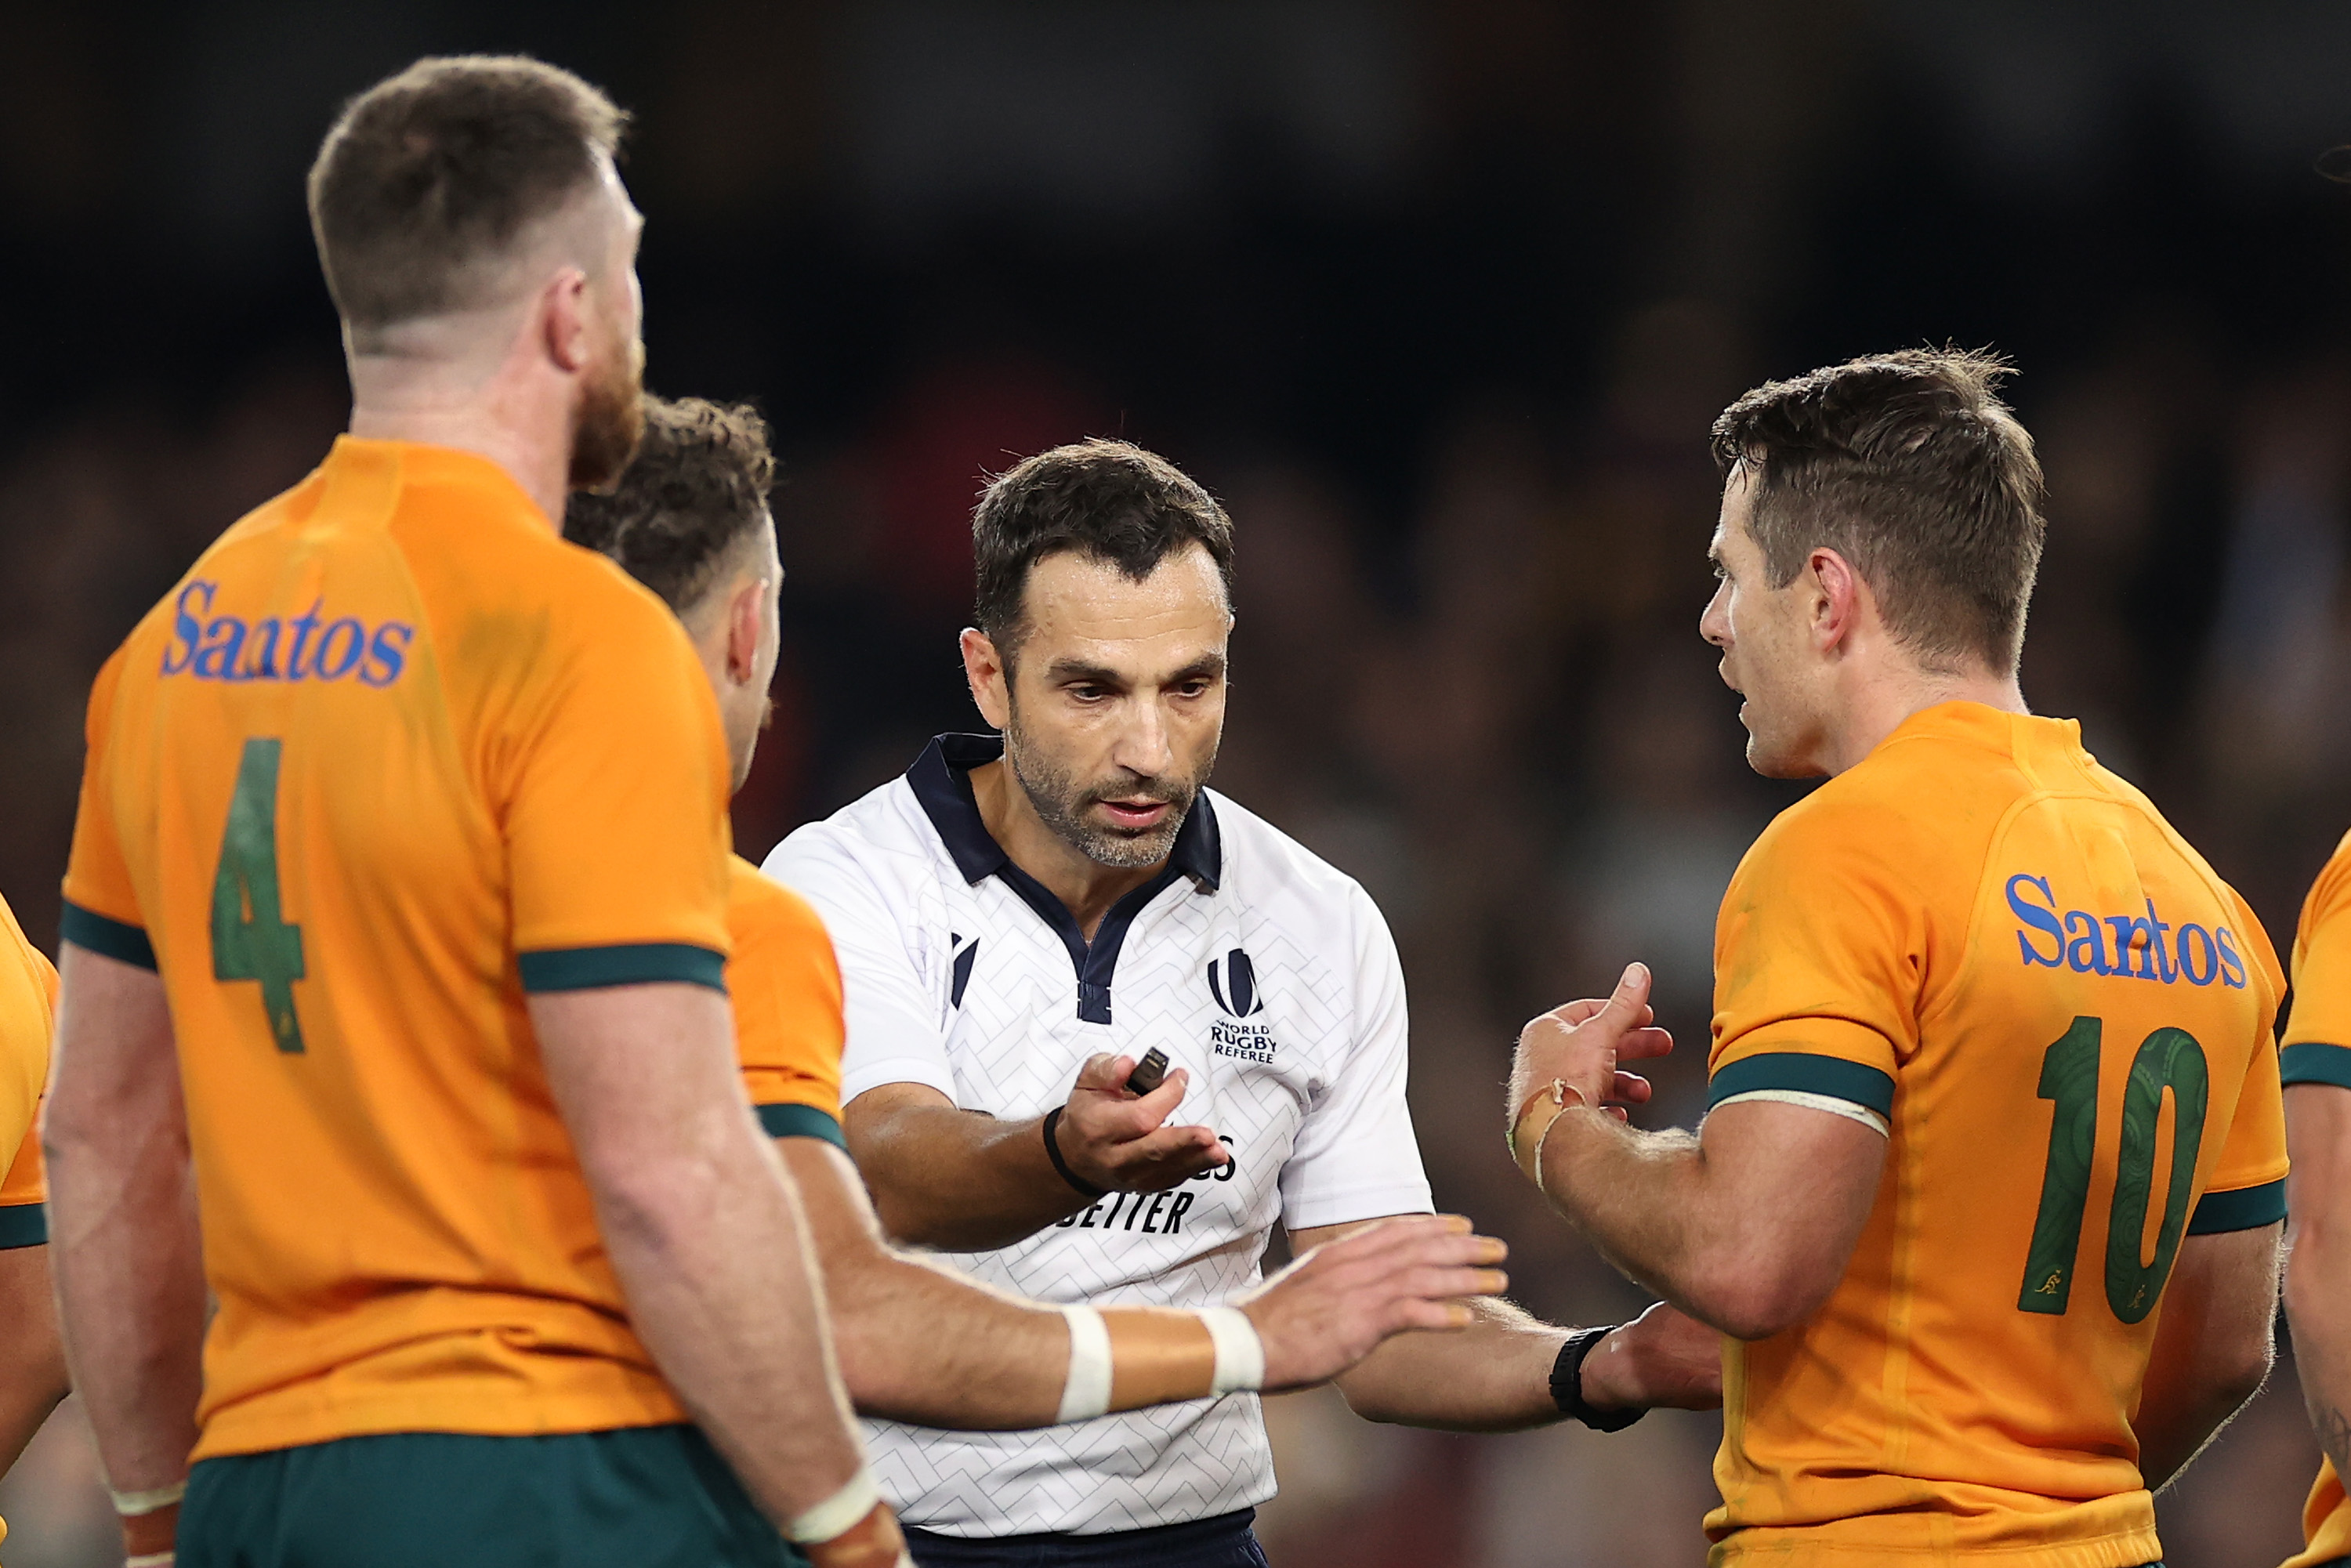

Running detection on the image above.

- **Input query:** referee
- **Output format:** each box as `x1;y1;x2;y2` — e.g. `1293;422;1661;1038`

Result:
768;439;1720;1568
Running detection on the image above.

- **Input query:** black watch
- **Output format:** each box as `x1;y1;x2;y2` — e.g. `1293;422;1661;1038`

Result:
1550;1324;1644;1432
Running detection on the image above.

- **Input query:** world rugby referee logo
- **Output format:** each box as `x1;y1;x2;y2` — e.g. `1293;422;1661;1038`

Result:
1208;949;1277;1063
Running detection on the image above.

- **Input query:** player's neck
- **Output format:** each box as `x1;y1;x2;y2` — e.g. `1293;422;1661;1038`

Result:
345;333;575;527
1821;660;2027;776
967;759;1167;943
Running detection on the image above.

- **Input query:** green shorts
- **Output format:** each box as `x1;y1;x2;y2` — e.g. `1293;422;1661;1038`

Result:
179;1425;803;1568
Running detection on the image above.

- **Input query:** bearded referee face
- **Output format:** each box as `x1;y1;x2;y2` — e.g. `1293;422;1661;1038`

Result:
966;544;1230;870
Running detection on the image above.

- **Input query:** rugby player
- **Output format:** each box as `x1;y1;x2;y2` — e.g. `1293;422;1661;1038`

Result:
768;438;1722;1566
567;395;1518;1433
2274;836;2351;1568
45;58;901;1568
0;892;68;1552
1509;348;2288;1566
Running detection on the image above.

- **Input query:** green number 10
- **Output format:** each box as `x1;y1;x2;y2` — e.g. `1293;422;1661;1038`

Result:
2016;1016;2208;1323
211;738;307;1053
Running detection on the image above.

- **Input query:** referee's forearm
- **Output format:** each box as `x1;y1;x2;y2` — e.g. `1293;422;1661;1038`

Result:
854;1100;1089;1251
1331;1298;1567;1430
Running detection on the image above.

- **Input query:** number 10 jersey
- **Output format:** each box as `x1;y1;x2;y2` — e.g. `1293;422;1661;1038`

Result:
1701;701;2288;1567
60;437;737;1462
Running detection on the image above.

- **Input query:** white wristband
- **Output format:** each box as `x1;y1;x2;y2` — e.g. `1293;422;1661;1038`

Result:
1201;1305;1265;1396
786;1466;881;1545
109;1480;187;1517
126;1555;176;1568
1056;1304;1114;1423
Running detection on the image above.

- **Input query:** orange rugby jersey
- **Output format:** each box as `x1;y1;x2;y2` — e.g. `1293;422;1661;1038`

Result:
60;438;735;1461
1705;701;2287;1567
0;893;53;1248
727;853;847;1146
2278;828;2351;1568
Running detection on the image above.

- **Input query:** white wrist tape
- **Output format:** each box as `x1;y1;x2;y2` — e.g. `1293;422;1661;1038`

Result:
109;1480;187;1517
786;1467;880;1545
126;1555;176;1568
1056;1304;1114;1423
1201;1305;1265;1396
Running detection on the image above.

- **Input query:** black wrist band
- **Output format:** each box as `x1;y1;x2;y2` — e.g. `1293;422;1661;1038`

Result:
1041;1106;1107;1200
1550;1324;1644;1432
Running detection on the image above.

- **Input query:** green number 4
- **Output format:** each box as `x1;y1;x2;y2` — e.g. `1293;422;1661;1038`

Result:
2017;1016;2208;1323
211;738;307;1053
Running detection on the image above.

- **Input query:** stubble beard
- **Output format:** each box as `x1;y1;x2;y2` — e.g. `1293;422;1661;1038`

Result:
1003;711;1213;870
569;334;646;491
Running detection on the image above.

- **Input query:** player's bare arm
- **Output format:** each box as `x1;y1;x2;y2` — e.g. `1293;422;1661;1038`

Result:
847;1054;1226;1251
532;983;889;1547
45;947;205;1565
0;1241;66;1476
1507;965;1886;1339
2131;1221;2280;1490
1288;1215;1721;1429
2288;1081;2351;1485
783;1135;1509;1426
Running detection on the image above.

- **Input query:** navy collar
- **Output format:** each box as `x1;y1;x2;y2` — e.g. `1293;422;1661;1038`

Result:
906;733;1223;893
904;733;1221;1026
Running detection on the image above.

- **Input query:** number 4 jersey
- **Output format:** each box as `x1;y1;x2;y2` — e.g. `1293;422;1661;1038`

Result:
60;438;737;1461
1703;701;2287;1567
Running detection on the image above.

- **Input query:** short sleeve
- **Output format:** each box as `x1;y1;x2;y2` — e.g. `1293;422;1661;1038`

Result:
0;910;53;1248
1277;885;1433;1231
504;588;732;992
1706;804;1915;1135
2189;1025;2287;1232
2283;833;2351;1092
60;649;156;968
727;860;848;1150
765;825;955;1106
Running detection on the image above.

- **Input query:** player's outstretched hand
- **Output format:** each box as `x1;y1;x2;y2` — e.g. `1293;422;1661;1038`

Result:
1056;1053;1230;1193
1579;1301;1723;1414
1238;1215;1509;1392
1509;962;1674;1135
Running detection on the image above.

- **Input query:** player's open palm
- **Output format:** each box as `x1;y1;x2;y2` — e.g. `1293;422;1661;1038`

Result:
1056;1052;1230;1191
1511;961;1674;1132
1237;1215;1509;1391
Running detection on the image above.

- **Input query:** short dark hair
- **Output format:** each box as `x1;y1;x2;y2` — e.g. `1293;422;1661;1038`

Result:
973;439;1234;657
1710;346;2046;672
564;395;775;613
308;55;629;330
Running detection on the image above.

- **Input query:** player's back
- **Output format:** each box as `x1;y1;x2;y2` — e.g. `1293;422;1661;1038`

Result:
1706;701;2287;1565
61;437;734;1461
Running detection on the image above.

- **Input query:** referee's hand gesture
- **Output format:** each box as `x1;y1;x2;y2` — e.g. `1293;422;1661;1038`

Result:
1054;1052;1231;1192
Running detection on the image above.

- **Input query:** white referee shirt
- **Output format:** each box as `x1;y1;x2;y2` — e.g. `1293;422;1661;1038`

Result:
765;733;1433;1537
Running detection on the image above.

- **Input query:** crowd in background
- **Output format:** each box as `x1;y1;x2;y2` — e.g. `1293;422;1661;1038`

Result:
8;2;2351;1563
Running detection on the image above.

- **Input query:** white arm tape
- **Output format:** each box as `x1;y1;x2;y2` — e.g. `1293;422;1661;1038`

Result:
1056;1303;1114;1423
786;1467;881;1545
126;1555;176;1568
1201;1305;1265;1396
109;1480;187;1517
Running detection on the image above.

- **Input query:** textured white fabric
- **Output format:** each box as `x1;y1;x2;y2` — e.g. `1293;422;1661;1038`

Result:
766;763;1432;1537
1200;1305;1264;1396
1056;1305;1114;1422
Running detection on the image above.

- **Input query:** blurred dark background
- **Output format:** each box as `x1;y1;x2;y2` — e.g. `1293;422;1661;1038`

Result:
5;2;2351;1563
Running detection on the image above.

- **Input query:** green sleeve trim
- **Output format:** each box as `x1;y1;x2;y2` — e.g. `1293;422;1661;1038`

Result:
1708;1051;1896;1116
2282;1041;2351;1090
757;1103;847;1150
60;901;155;970
0;1203;46;1250
2188;1177;2286;1235
517;943;726;994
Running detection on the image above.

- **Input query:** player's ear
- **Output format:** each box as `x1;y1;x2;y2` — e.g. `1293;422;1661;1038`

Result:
726;576;765;684
1809;546;1860;653
540;266;594;374
962;628;1012;730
